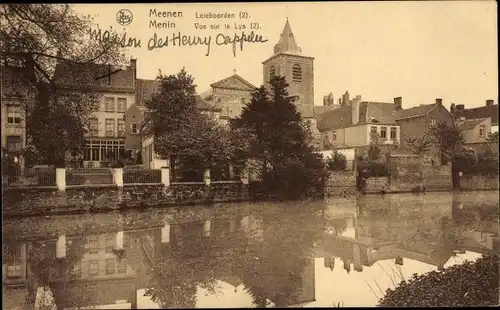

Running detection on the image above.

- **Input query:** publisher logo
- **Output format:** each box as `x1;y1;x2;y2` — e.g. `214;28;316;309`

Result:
116;9;133;26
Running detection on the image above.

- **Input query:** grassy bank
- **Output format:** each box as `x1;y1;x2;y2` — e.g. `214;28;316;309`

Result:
378;254;499;307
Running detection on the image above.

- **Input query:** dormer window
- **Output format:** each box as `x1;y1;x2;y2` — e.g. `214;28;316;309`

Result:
292;64;302;82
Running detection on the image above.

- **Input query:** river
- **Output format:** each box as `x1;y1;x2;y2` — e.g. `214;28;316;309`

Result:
2;191;499;309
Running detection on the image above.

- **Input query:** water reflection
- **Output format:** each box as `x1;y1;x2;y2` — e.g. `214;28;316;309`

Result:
3;191;499;308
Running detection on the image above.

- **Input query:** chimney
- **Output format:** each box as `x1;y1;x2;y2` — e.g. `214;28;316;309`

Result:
342;90;350;105
435;98;443;105
328;92;334;106
130;58;137;90
351;95;361;125
486;99;494;107
394;97;402;111
456;104;465;111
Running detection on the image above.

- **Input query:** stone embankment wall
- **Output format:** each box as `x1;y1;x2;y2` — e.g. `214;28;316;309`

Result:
3;182;249;218
459;174;499;190
325;171;357;197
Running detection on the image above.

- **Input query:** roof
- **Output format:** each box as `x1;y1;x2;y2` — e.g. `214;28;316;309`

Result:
456;118;488;131
209;74;256;91
1;66;32;98
454;105;498;125
53;61;135;93
134;79;220;112
393;103;437;120
273;19;302;55
196;95;221;112
199;88;213;101
317;101;398;132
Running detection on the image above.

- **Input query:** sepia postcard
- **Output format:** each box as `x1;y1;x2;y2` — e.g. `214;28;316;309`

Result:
1;1;499;309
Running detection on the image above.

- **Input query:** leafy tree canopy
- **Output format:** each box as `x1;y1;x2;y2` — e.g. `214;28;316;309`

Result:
1;4;126;166
231;76;326;199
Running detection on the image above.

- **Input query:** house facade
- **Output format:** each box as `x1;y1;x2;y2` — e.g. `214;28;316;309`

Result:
456;117;491;144
200;73;256;127
317;94;401;150
452;99;498;133
394;98;454;163
54;59;138;168
1;66;31;169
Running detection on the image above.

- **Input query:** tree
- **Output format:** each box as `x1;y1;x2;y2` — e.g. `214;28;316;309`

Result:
326;150;347;171
428;121;466;162
231;76;326;199
1;4;126;166
405;135;432;155
367;132;383;160
144;68;239;180
486;131;498;142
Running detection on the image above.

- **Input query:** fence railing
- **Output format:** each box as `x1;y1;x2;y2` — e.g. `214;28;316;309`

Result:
3;167;56;187
66;168;114;185
4;166;248;189
123;169;161;184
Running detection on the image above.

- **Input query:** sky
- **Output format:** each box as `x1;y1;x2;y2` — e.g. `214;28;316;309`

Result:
73;1;498;109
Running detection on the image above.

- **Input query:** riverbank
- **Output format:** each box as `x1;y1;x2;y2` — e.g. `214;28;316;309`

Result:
2;182;249;218
377;254;499;307
3;181;498;218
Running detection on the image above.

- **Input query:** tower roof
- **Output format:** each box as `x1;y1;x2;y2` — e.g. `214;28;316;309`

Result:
273;18;302;55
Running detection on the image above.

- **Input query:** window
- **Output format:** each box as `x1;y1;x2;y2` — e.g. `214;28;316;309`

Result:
332;131;337;141
105;119;115;137
7;265;21;279
105;234;114;253
479;125;486;138
105;259;115;275
323;135;329;146
370;126;378;134
117;119;125;137
429;119;437;127
131;123;139;134
117;98;127;112
292;64;302;82
117;259;127;274
87;235;99;254
105;97;115;112
89;118;98;136
390;127;397;140
88;261;99;276
7;105;21;124
6;136;22;152
5;244;22;279
269;65;275;80
380;127;387;139
240;98;245;104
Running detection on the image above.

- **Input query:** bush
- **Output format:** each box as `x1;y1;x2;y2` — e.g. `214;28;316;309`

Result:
326;150;347;171
378;254;499;307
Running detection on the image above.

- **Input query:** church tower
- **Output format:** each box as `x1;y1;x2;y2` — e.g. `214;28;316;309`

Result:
262;19;314;106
